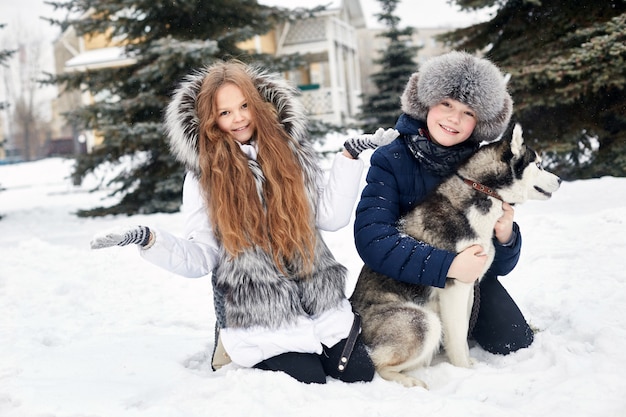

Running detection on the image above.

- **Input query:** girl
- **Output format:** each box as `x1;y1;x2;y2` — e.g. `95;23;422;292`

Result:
91;60;395;384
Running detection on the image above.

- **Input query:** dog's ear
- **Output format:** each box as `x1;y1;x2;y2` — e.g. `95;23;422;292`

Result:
511;124;524;159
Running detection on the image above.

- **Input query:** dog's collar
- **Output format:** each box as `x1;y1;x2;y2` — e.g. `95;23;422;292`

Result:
457;174;503;201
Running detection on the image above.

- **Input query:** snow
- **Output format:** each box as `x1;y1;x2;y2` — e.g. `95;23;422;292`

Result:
1;157;626;417
65;47;136;71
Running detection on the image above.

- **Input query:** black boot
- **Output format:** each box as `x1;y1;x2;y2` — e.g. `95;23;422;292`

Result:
319;334;375;383
254;352;327;384
471;274;534;355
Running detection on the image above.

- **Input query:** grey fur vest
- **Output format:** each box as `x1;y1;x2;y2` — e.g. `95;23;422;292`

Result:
164;63;347;330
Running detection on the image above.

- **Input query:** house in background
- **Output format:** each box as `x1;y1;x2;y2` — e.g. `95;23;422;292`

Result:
48;0;448;155
50;20;136;154
269;0;365;125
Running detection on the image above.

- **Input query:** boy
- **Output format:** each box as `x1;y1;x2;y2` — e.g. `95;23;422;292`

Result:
353;51;533;354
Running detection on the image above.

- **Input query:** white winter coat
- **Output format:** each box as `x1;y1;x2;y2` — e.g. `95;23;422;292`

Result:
139;148;364;367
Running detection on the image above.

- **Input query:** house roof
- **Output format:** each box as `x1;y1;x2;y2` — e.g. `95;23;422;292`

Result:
266;0;342;8
64;46;136;71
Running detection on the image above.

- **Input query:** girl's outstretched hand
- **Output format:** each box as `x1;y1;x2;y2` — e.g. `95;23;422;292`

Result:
90;225;152;249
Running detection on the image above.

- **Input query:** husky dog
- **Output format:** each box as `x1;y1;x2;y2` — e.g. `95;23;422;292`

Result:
350;124;561;388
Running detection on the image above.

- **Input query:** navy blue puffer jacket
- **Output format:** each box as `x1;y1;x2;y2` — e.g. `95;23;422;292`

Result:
353;116;521;288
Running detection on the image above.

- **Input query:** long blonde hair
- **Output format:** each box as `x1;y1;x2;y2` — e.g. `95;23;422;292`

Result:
195;60;315;275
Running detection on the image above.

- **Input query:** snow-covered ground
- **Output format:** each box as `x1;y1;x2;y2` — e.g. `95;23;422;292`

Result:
1;157;625;417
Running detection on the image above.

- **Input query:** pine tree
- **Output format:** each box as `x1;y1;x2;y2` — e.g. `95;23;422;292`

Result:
440;0;626;179
358;0;419;133
43;0;312;216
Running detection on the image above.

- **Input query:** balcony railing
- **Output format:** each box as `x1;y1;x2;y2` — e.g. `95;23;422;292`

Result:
299;85;336;117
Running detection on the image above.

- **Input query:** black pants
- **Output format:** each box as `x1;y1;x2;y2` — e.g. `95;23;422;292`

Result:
471;274;534;355
253;334;375;384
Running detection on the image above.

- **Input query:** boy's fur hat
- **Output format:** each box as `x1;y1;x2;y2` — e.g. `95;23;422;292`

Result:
401;51;513;143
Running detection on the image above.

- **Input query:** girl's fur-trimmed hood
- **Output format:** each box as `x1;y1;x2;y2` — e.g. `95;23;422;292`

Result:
162;64;348;334
164;63;309;175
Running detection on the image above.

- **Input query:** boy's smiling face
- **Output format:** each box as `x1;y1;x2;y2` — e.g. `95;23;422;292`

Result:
426;99;477;146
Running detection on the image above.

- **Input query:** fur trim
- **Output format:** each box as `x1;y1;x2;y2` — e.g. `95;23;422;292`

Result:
164;62;346;331
164;63;309;175
211;154;345;330
401;51;513;143
214;237;348;329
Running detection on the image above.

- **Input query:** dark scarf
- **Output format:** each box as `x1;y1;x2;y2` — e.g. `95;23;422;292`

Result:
395;113;478;177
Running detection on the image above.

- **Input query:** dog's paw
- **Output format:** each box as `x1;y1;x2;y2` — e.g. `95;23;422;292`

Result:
448;355;473;368
402;376;429;389
379;370;429;389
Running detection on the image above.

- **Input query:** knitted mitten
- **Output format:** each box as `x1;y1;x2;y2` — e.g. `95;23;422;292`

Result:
90;225;152;249
344;127;399;159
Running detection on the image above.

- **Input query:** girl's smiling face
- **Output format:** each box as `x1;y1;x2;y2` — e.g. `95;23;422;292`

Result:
426;99;477;146
215;83;255;144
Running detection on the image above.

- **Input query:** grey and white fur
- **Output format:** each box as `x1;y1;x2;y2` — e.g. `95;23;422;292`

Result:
163;63;348;334
401;50;513;144
350;124;561;388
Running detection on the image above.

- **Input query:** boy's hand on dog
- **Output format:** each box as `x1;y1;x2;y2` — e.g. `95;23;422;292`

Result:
448;245;487;283
494;202;515;244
